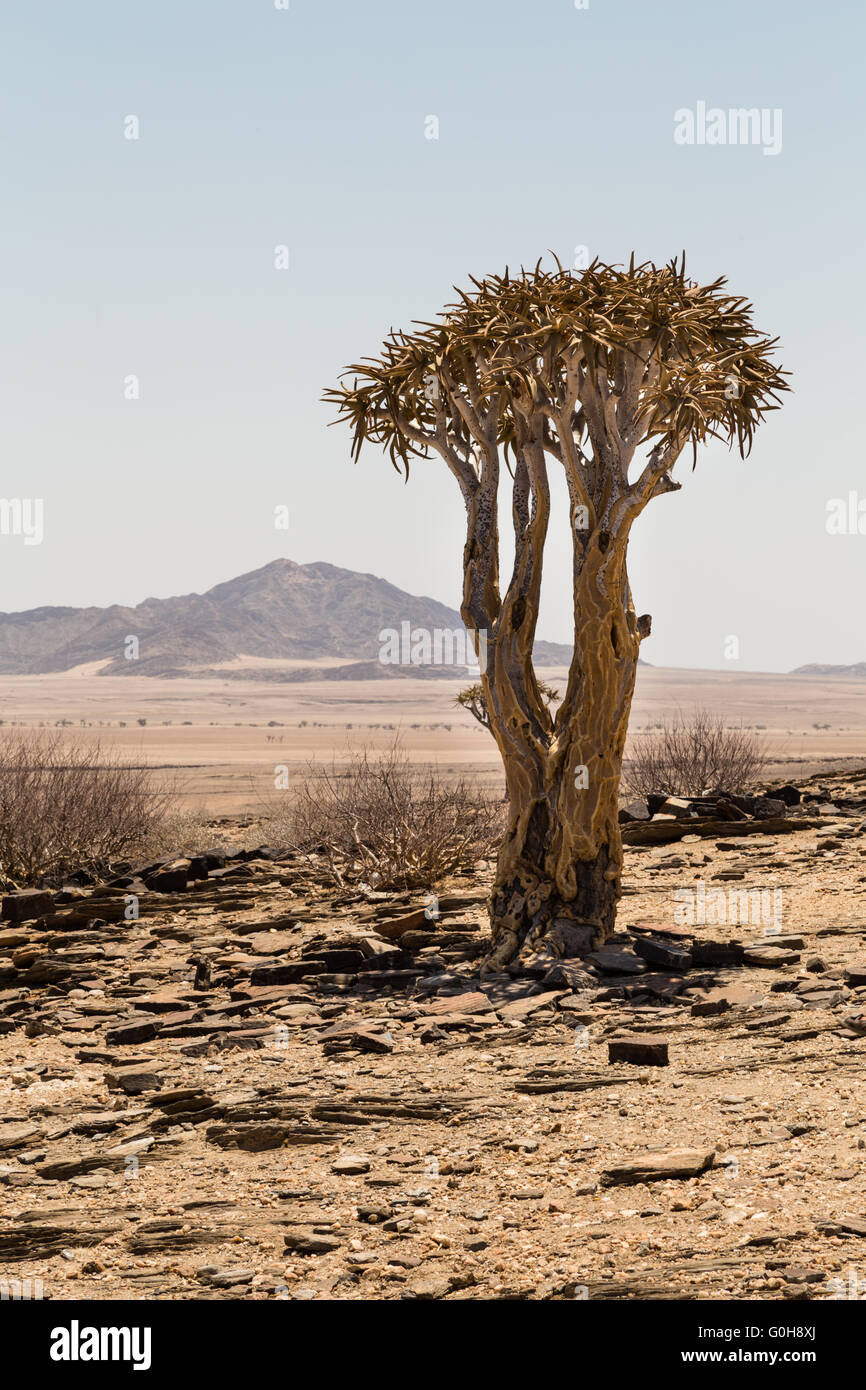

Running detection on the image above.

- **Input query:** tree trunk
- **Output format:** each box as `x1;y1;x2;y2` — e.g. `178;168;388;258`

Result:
483;537;640;971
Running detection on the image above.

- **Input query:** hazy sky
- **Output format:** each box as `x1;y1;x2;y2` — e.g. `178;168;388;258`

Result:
2;0;864;671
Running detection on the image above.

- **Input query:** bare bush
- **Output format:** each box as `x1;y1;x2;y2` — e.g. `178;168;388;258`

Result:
263;743;502;890
623;709;768;800
0;730;172;888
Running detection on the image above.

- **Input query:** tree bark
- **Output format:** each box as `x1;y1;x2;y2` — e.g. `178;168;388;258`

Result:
482;533;641;971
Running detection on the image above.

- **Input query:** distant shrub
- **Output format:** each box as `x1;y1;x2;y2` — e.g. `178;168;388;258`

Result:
623;708;768;799
263;742;502;890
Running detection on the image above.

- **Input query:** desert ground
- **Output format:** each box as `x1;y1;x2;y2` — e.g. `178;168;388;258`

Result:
2;666;866;1304
2;765;866;1302
1;664;865;813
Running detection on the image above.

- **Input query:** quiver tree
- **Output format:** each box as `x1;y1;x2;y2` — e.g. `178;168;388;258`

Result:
325;255;788;969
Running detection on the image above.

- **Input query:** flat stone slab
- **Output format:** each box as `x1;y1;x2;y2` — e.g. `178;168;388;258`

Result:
331;1154;371;1175
632;937;692;971
497;990;565;1021
743;947;801;967
691;984;764;1016
601;1147;716;1187
426;991;494;1016
105;1066;165;1094
587;950;646;976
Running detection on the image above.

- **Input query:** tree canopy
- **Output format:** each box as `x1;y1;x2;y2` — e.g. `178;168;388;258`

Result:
324;254;789;497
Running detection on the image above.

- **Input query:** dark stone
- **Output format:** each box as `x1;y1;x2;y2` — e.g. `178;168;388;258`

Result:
771;785;801;807
232;846;281;863
193;958;213;990
632;936;693;972
2;890;55;923
691;939;745;966
283;1232;342;1255
143;861;189;893
304;950;365;972
601;1148;715;1186
353;969;423;992
311;973;358;992
357;949;413;971
587;949;646;976
541;962;597;991
105;1019;159;1046
629;973;685;1000
691;995;730;1017
106;1065;164;1094
419;1025;449;1044
608;1036;669;1066
320;1026;394;1054
249;961;326;986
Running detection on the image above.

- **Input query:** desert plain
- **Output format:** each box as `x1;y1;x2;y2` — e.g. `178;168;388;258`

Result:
1;663;865;813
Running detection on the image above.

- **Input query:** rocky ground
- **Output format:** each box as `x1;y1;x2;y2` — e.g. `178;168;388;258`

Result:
2;769;866;1302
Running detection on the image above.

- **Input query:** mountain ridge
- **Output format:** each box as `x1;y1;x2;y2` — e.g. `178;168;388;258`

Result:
790;662;866;677
0;558;576;676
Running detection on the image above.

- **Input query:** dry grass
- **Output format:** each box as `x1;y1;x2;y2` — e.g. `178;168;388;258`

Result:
624;708;769;799
262;742;503;890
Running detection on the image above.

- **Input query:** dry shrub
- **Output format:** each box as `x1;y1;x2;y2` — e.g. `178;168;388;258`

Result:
134;805;215;861
0;730;172;888
624;708;768;800
265;743;502;890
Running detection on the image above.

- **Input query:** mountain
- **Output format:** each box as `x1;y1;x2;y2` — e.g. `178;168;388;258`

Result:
0;559;575;676
790;663;866;677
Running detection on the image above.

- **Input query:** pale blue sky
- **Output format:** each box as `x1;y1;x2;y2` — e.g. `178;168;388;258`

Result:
1;0;863;670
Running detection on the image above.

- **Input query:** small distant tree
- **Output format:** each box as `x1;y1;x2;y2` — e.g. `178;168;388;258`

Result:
457;680;559;733
327;255;787;967
458;681;559;803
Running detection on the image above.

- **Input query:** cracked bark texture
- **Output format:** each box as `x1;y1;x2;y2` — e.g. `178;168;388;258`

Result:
453;344;682;970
